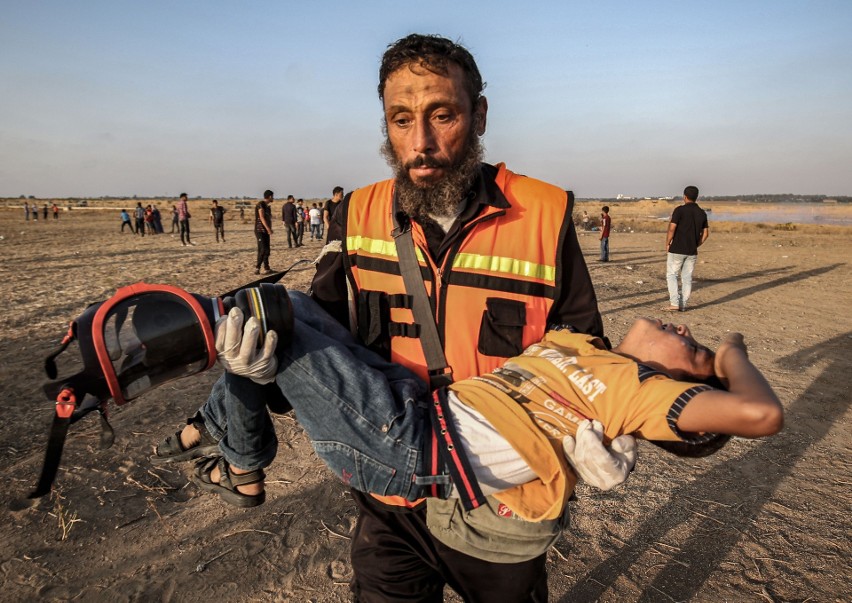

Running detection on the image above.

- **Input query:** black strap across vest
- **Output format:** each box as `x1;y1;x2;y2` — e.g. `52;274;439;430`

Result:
392;215;486;511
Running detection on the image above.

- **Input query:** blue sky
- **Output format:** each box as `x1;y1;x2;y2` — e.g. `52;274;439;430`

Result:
2;1;850;198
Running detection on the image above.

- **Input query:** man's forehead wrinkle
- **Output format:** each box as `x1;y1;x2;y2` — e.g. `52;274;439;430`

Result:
405;58;448;78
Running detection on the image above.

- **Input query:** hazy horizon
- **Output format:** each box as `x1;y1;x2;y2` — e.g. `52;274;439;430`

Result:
2;1;851;199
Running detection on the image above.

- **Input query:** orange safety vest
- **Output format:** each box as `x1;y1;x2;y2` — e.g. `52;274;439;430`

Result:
343;163;573;508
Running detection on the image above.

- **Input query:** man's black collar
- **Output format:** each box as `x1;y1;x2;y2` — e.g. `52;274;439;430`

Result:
392;162;511;224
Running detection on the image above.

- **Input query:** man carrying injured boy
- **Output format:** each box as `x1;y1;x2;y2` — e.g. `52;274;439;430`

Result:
152;289;783;524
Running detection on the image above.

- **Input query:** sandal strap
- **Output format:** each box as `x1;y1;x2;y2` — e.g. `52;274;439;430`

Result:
186;412;218;446
219;458;265;488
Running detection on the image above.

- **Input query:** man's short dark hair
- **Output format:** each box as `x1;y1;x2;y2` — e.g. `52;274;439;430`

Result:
264;190;274;199
378;34;485;106
287;195;295;201
332;186;344;196
602;206;609;213
684;186;699;202
180;193;187;199
212;199;218;204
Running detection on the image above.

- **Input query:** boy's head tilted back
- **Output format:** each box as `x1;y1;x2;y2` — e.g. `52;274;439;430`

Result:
614;318;715;382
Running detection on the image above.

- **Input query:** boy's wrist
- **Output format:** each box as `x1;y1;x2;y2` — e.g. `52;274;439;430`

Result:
714;344;749;381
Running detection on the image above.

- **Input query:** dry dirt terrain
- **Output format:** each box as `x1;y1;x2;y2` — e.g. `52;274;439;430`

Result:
0;202;849;602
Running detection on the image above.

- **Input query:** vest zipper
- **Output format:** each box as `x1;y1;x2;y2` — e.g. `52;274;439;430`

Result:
435;208;506;343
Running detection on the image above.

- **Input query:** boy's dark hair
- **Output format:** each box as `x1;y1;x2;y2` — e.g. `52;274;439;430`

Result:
332;186;344;196
179;193;187;199
602;206;609;213
378;34;485;106
264;190;274;200
684;186;699;201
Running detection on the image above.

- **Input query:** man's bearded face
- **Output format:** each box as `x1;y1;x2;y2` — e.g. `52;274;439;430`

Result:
382;126;483;218
379;63;485;218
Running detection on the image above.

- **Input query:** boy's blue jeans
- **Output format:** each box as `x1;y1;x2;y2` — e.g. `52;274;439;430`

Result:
200;291;449;501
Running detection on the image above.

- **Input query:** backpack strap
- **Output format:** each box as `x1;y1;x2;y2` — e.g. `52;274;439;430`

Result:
392;216;453;390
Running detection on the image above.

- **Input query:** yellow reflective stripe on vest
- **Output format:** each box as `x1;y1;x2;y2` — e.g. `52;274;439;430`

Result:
452;252;556;283
347;235;425;262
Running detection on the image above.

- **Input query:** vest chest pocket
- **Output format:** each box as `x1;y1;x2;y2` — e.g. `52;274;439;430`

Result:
357;290;417;360
477;298;526;357
357;290;392;360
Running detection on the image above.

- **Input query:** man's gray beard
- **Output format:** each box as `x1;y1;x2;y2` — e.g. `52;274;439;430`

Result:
381;133;483;218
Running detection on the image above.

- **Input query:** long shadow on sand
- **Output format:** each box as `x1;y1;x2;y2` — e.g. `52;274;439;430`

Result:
558;331;851;602
600;264;841;313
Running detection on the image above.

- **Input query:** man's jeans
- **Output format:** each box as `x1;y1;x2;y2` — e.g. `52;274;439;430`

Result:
285;223;299;247
600;237;609;261
310;223;322;240
666;252;697;308
200;292;444;501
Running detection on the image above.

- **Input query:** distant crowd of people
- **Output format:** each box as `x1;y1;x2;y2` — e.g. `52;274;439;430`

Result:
22;201;59;221
253;186;344;274
118;192;195;244
113;187;348;275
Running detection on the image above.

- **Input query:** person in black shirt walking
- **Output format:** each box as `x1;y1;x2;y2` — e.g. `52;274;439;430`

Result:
255;191;274;274
666;185;709;311
210;200;226;243
281;195;300;248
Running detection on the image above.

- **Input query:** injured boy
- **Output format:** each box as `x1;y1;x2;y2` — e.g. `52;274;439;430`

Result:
152;290;782;521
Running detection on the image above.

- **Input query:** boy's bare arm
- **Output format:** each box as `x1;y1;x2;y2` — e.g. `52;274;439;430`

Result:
675;333;783;438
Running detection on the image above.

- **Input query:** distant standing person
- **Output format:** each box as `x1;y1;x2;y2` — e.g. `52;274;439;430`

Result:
52;203;59;220
152;205;164;233
581;210;590;231
24;202;30;221
308;203;322;240
178;193;194;246
134;202;145;236
170;205;179;233
295;199;307;246
43;204;49;220
666;185;709;312
282;195;300;248
254;190;275;274
210;199;226;243
255;190;274;274
322;186;343;236
145;205;155;235
120;209;133;233
599;205;611;261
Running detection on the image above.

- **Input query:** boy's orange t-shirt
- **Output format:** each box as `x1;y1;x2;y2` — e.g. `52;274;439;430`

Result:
449;330;714;521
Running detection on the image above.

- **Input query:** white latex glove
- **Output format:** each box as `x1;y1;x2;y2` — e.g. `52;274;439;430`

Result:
215;307;279;384
562;419;637;491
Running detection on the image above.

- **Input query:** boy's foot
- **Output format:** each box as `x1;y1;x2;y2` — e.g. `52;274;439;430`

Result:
150;415;219;465
192;456;265;507
664;306;681;312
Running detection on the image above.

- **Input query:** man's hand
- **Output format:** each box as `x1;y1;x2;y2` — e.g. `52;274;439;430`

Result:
215;307;278;384
562;419;637;491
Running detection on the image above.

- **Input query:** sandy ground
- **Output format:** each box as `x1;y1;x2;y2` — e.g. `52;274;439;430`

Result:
0;205;850;602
